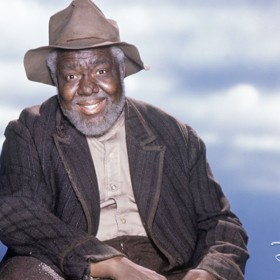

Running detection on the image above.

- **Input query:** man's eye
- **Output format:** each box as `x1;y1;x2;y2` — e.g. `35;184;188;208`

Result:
66;74;77;80
97;69;107;75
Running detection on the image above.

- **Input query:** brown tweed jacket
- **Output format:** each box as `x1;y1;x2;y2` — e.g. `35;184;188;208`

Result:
0;96;249;280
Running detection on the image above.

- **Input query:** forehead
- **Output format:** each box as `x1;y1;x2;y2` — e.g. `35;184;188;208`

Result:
57;48;114;68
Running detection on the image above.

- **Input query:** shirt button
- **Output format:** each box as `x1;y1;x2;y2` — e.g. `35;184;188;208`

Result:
109;153;115;159
111;184;117;190
121;218;126;224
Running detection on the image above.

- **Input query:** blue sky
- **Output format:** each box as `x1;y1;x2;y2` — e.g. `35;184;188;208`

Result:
1;1;280;279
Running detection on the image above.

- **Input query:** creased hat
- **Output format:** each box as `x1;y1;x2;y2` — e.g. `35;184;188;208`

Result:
24;0;147;86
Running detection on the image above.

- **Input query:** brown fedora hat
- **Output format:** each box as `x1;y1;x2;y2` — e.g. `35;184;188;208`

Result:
24;0;147;86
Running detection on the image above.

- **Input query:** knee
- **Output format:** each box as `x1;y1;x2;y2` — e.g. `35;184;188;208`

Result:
0;256;64;280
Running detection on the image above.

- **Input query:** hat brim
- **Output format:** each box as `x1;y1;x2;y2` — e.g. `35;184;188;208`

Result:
24;41;147;86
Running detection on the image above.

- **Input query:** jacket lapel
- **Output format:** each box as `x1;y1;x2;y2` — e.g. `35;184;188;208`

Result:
52;109;100;234
125;99;166;232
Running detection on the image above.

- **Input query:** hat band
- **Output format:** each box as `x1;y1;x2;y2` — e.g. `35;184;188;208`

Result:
51;37;121;49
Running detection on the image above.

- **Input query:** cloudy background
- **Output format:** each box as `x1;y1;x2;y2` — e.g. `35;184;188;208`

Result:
1;0;280;279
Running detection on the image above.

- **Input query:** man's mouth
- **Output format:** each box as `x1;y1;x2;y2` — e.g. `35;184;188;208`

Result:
77;98;106;116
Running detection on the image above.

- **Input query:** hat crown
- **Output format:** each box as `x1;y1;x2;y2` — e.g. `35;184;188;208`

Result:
49;0;120;47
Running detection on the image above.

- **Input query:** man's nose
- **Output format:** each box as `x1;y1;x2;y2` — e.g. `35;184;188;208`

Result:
77;76;99;96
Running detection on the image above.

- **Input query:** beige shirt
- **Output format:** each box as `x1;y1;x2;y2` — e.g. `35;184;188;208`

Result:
87;113;147;241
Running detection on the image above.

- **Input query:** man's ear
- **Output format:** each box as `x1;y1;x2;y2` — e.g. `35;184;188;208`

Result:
121;63;126;79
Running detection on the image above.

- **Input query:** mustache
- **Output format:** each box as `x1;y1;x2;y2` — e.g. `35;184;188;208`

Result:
71;91;109;104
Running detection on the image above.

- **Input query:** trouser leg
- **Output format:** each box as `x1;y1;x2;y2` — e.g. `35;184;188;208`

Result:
0;256;65;280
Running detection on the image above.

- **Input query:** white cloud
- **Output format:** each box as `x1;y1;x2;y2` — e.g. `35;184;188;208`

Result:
0;106;20;128
173;84;280;131
0;0;69;57
95;1;280;67
233;134;280;151
0;61;26;88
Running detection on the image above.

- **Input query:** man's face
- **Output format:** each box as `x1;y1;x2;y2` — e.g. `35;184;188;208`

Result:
56;47;125;136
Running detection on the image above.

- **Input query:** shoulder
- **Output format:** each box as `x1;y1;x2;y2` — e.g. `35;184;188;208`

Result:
126;97;181;130
5;95;59;137
126;97;172;118
20;95;58;122
126;97;201;144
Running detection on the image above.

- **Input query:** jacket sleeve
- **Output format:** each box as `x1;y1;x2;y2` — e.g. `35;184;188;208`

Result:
0;113;122;280
182;125;249;280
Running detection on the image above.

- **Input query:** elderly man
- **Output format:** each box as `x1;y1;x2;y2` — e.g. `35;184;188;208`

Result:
0;0;249;280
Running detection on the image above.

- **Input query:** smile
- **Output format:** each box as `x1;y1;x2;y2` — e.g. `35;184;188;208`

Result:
77;98;106;116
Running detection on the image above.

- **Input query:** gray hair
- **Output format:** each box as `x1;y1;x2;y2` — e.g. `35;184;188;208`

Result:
110;46;126;78
46;50;58;86
46;46;126;87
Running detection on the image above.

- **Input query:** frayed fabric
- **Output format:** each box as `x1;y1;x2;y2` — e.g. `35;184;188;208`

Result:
0;256;64;280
